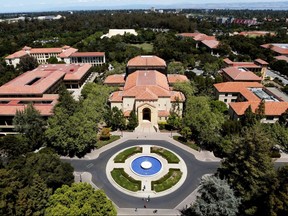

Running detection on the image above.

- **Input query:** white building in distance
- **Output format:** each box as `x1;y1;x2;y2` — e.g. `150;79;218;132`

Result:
101;29;138;39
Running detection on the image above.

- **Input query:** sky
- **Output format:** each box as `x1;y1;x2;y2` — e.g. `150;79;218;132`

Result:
1;0;288;13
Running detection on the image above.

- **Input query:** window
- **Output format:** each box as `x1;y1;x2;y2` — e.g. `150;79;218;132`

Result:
225;93;228;96
224;99;227;102
231;99;236;102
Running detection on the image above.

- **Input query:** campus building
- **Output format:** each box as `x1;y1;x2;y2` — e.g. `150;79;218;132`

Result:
100;29;138;39
177;32;219;54
221;58;268;82
104;55;188;131
0;63;91;135
5;46;105;67
214;82;288;123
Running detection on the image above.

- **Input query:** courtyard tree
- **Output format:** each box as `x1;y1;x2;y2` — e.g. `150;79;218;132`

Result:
45;183;117;216
13;103;46;150
181;175;240;216
241;105;257;127
0;135;29;159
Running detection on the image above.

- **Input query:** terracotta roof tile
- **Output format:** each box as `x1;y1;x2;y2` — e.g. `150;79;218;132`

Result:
5;50;28;59
222;67;262;81
0;70;65;95
201;39;219;49
261;43;288;55
127;56;166;67
167;74;189;83
69;52;105;57
158;110;170;117
58;48;78;58
230;101;288;116
104;74;125;84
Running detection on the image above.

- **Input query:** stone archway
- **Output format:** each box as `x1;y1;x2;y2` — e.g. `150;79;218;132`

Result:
142;108;151;121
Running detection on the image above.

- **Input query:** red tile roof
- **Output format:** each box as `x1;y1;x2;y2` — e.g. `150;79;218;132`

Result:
261;43;288;55
0;94;58;116
36;63;92;81
69;52;105;57
58;48;78;58
30;48;63;54
104;74;125;85
254;58;269;65
222;67;262;81
275;55;288;62
223;58;266;68
109;70;185;102
215;82;288;116
167;74;189;84
0;70;65;95
5;50;28;59
230;101;288;116
127;56;166;67
158;110;170;117
201;39;219;49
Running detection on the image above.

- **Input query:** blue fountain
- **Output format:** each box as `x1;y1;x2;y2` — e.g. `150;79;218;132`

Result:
131;156;162;176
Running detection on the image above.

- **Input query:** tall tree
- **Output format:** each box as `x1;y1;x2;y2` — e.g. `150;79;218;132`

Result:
181;175;240;216
218;124;276;215
127;110;138;130
241;105;257;127
13;103;46;150
45;183;117;216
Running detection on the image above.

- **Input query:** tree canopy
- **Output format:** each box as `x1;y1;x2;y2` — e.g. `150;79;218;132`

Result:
45;183;116;216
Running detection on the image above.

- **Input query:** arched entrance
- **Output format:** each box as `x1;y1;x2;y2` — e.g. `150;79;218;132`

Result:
142;108;151;121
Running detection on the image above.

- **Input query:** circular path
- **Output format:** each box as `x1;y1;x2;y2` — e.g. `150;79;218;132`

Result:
63;139;220;209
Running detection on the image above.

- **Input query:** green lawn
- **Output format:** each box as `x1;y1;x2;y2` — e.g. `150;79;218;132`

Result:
152;169;182;192
173;136;200;151
151;146;180;163
111;168;141;192
129;43;153;52
114;146;142;163
96;135;120;149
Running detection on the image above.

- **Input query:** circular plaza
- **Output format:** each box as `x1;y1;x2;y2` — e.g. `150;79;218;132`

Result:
106;145;187;198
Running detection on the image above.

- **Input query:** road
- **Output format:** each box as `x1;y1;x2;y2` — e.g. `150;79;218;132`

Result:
266;69;288;85
63;139;220;209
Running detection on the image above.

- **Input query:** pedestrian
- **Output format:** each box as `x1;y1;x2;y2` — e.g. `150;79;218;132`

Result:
135;208;137;212
153;209;158;213
144;205;146;208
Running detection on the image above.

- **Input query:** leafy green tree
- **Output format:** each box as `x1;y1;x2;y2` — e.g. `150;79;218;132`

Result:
8;151;74;191
268;123;288;153
278;108;288;127
181;175;240;216
210;100;228;114
104;107;126;131
218;124;276;215
127;110;138;130
168;61;185;74
0;135;29;159
45;183;117;216
56;85;79;115
15;174;52;216
47;56;62;64
172;81;195;100
183;96;225;147
13;103;46;150
255;100;265;120
17;55;38;72
241;105;257;127
180;127;192;141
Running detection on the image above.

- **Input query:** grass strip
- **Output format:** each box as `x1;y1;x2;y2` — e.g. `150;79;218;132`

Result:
97;135;120;148
151;146;180;163
111;168;141;192
114;146;142;163
152;169;182;192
